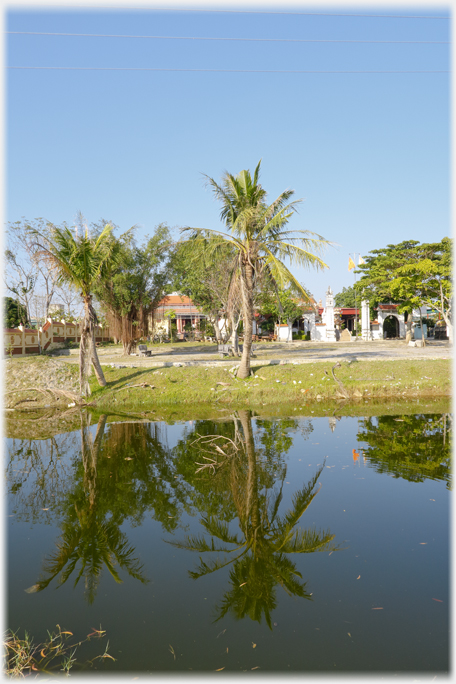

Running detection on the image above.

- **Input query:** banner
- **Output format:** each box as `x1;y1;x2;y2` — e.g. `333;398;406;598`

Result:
348;257;355;271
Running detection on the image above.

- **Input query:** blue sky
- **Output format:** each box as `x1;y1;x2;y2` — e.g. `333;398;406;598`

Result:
6;2;450;303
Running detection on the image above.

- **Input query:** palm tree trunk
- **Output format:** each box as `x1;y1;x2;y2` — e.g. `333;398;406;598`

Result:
91;339;107;386
238;262;254;379
238;410;260;533
79;297;107;397
79;303;93;397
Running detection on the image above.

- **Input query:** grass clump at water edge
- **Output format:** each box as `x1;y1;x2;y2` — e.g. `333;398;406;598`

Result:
3;624;115;676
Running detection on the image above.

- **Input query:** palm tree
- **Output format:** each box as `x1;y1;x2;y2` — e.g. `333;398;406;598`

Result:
31;221;124;396
183;161;331;378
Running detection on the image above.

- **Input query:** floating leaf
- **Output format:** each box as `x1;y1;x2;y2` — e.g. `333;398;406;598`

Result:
372;607;383;610
252;643;256;648
432;598;443;602
356;575;361;580
215;667;225;671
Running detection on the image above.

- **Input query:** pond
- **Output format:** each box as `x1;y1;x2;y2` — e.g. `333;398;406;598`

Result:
5;409;450;674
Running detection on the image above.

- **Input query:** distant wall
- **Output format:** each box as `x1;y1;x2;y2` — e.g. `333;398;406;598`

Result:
4;319;112;356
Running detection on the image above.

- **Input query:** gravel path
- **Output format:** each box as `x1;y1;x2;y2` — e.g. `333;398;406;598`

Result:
51;339;452;369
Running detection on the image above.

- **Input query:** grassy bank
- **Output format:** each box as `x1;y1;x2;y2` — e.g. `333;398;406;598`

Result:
88;357;451;410
5;357;451;412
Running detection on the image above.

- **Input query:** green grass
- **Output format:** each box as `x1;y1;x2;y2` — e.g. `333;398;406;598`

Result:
89;358;451;411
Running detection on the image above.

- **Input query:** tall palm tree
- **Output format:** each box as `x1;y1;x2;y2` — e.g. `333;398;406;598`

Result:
183;161;331;378
31;222;124;396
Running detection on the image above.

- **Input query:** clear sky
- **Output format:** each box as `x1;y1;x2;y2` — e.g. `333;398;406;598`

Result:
6;1;450;304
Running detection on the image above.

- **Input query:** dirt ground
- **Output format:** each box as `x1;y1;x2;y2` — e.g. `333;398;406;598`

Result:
50;338;452;369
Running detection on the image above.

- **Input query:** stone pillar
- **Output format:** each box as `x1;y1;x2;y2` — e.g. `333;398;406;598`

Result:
361;300;372;340
325;286;336;341
18;325;25;355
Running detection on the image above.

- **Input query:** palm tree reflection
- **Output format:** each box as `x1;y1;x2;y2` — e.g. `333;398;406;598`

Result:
26;414;148;604
168;410;339;628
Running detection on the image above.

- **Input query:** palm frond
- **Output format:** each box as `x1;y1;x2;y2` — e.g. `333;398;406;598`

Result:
200;516;243;545
280;528;337;554
165;534;237;554
188;550;247;579
278;465;325;531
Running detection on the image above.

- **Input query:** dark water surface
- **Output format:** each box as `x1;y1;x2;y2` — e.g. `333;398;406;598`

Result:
6;410;450;674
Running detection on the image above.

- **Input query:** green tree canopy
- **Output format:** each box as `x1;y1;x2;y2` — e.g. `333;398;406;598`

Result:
3;297;29;328
388;238;452;343
355;239;452;341
93;222;173;354
334;285;357;308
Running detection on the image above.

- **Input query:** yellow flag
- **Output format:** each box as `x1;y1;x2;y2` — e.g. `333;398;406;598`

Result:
358;255;365;265
348;257;355;271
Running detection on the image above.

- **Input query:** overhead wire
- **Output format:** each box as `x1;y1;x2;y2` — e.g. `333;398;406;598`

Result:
6;31;450;44
35;6;449;19
7;66;449;73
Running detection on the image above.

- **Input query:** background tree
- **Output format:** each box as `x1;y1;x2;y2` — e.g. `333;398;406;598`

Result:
3;297;29;328
164;308;176;342
184;161;330;377
258;284;311;342
334;285;357;308
355;240;429;342
389;238;452;343
93;223;173;355
171;236;241;345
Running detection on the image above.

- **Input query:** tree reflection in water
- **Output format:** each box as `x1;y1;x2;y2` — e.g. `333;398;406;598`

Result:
25;414;149;603
358;413;452;488
167;410;339;628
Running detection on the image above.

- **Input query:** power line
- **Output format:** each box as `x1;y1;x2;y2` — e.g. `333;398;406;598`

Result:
42;6;449;19
8;66;450;73
6;31;450;44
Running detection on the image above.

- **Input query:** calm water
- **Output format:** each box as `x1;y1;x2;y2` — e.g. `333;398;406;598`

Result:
6;410;450;674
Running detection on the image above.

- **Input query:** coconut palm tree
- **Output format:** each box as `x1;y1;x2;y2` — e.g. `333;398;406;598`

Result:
31;221;124;396
183;161;331;378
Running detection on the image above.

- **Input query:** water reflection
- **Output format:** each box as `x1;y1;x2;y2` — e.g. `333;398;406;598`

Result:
20;414;195;603
25;414;149;603
6;410;451;612
167;410;339;628
357;413;452;488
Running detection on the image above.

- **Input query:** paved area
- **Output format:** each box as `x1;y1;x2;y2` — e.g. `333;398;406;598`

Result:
55;339;452;369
